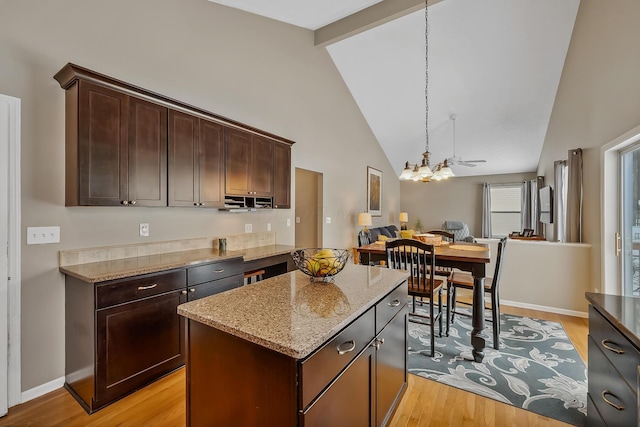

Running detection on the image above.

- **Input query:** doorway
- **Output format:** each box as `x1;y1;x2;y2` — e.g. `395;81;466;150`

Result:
0;94;21;414
295;168;323;248
620;143;640;296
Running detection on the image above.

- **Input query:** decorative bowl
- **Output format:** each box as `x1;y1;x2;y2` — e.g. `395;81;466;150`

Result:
291;248;350;282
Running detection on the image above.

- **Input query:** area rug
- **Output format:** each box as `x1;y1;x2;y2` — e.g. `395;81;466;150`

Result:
408;303;587;426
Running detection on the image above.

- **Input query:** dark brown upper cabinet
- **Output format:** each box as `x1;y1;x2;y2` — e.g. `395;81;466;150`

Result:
168;111;224;207
54;63;294;208
273;142;291;209
225;129;274;197
68;81;167;206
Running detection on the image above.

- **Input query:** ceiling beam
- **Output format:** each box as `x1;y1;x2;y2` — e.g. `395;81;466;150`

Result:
314;0;444;48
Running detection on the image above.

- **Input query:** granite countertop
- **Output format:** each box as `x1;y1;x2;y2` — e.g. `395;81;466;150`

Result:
59;244;296;283
177;263;410;359
586;292;640;349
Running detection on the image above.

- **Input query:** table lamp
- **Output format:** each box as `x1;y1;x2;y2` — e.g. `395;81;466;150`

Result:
399;212;408;230
357;212;372;231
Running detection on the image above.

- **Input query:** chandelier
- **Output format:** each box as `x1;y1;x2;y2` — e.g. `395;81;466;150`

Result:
398;0;454;183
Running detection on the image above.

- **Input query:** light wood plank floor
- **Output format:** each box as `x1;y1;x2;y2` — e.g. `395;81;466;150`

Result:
0;303;587;427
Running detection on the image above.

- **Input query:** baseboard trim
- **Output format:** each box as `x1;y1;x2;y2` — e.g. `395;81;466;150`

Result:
20;376;64;405
502;299;587;318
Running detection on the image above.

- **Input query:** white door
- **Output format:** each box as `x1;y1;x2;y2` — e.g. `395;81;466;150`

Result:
620;143;640;296
0;94;21;414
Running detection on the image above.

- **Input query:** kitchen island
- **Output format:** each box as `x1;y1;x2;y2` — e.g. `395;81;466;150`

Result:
178;263;410;426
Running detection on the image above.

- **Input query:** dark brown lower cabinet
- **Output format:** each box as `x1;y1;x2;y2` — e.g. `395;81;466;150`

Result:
95;289;185;408
185;283;408;426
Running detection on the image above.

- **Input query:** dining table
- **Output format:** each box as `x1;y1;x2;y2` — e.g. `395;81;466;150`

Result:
356;240;491;362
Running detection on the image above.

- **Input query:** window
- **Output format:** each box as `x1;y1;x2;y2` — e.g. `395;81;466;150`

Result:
490;185;522;237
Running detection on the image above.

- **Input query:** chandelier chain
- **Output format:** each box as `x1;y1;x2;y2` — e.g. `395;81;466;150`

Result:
424;0;429;156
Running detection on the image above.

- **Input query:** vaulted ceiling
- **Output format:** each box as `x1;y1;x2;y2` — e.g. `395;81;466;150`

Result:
208;0;580;177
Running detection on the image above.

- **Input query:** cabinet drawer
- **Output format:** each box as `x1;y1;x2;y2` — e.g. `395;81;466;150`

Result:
96;270;186;309
300;307;375;409
588;336;637;427
376;283;407;333
187;257;243;286
187;274;243;301
589;305;640;389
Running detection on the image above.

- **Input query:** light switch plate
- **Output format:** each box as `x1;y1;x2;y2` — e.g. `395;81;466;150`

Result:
139;223;150;237
286;218;291;227
267;223;271;231
245;224;252;233
326;217;331;224
27;226;60;245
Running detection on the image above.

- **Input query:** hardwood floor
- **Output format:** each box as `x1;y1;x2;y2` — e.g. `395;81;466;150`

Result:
0;304;587;427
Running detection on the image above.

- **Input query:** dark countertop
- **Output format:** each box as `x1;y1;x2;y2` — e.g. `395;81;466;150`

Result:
60;244;296;283
586;292;640;349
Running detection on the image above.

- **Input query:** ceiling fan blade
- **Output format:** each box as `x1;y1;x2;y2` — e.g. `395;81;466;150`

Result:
464;159;486;163
457;161;478;167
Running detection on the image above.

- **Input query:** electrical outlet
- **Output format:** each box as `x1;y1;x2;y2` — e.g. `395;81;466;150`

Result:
267;223;271;231
326;217;332;224
245;224;252;233
295;217;301;224
26;226;60;245
139;223;150;237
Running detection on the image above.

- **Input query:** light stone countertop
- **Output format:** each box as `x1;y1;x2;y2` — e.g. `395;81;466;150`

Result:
59;244;296;283
177;263;410;359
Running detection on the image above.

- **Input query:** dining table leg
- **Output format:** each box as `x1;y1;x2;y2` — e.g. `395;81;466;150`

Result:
471;267;487;362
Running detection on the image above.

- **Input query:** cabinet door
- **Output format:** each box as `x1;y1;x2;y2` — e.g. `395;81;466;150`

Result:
377;308;407;427
301;345;375;427
199;119;224;207
128;97;167;207
225;127;252;195
95;289;185;408
77;81;129;206
187;274;242;301
168;110;199;207
273;142;291;208
251;135;274;196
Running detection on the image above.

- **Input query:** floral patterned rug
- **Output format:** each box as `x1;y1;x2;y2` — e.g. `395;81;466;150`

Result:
408;304;587;426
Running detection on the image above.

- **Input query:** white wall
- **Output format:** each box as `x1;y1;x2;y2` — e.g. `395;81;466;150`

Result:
0;0;399;392
478;238;591;314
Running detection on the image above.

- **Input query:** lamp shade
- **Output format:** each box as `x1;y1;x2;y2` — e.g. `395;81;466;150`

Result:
399;212;409;223
357;212;372;227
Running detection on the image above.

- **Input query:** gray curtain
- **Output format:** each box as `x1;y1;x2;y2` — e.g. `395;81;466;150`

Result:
521;179;539;235
554;160;567;242
566;148;583;242
481;183;491;238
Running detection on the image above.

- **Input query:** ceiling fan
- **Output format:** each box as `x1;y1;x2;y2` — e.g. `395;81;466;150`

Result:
446;115;487;167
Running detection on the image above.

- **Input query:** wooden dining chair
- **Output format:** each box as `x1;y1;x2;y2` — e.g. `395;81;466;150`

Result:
386;238;445;356
446;237;507;349
425;230;455;279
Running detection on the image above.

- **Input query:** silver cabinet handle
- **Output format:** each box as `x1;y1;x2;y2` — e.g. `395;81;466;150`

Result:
388;299;401;307
601;339;625;354
213;269;224;273
130;200;136;205
189;288;195;293
121;200;129;205
137;284;158;290
181;290;187;295
337;340;356;355
372;338;385;350
601;390;624;411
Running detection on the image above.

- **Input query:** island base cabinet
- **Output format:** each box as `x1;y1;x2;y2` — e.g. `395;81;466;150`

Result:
186;320;298;427
301;346;375;427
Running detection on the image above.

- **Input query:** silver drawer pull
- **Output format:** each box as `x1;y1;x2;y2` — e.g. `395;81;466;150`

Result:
213;269;224;273
372;338;385;350
189;288;195;293
601;390;625;411
137;284;158;290
337;340;356;355
388;299;401;307
601;339;625;354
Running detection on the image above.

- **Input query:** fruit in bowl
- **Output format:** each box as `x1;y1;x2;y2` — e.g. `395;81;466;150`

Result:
292;248;350;282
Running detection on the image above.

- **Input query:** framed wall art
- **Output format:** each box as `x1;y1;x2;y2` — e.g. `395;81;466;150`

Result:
367;166;382;217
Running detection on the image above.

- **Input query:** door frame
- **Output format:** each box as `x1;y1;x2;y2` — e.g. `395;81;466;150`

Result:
0;94;22;411
601;123;640;295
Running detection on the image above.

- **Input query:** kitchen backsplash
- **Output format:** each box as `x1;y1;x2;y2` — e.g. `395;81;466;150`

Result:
59;232;276;267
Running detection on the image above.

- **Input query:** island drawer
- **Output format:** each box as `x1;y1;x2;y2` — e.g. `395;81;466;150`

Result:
187;257;243;286
588;335;637;426
376;283;407;333
588;305;640;390
299;307;375;409
97;270;186;309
